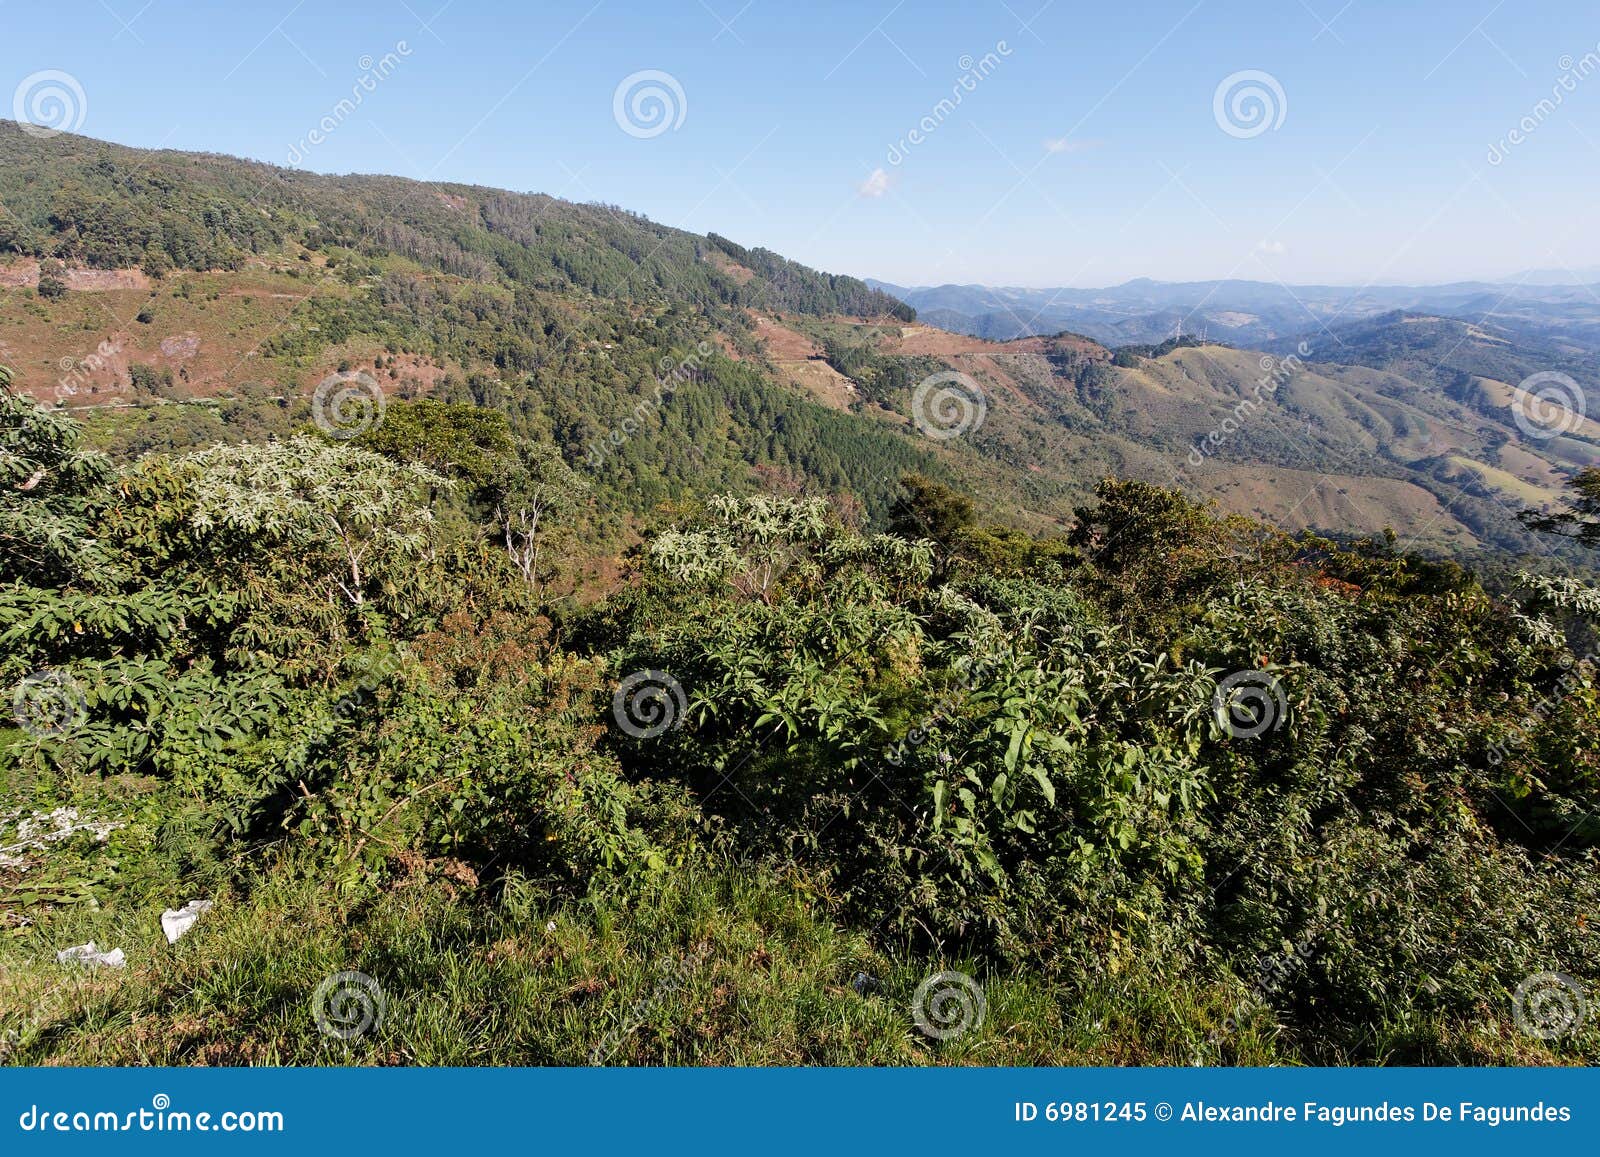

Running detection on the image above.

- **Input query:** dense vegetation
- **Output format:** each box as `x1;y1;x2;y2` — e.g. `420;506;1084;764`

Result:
1;127;1597;1066
4;363;1597;1066
0;123;908;319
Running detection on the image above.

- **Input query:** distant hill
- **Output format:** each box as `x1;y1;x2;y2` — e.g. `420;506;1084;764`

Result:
1266;310;1600;394
1512;266;1600;286
872;277;1600;351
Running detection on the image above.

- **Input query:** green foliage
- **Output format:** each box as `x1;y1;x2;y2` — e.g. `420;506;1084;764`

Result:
184;436;449;609
818;336;942;405
354;399;513;493
0;369;114;585
2;122;1597;1070
888;472;974;545
1523;466;1600;551
705;233;912;320
0;125;911;323
126;363;173;394
5;389;1598;1066
607;481;1600;1055
492;438;590;596
1110;334;1210;362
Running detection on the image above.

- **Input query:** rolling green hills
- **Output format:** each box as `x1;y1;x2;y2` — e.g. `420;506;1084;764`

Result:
1;123;1595;566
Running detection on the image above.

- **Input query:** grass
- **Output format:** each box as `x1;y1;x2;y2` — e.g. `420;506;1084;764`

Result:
0;848;1251;1067
4;847;1571;1067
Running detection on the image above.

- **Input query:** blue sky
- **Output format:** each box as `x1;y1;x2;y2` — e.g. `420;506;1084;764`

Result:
7;0;1600;287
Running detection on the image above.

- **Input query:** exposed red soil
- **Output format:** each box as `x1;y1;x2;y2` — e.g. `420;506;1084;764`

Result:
0;261;150;291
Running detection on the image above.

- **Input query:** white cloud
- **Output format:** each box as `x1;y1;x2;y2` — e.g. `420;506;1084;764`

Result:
857;167;891;198
1255;239;1288;255
1044;137;1101;155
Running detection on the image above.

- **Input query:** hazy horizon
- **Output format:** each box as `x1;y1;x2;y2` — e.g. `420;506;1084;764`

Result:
866;269;1600;292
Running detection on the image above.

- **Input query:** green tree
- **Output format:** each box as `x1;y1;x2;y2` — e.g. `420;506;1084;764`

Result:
127;364;173;394
1521;467;1600;550
492;438;589;598
0;365;114;584
888;472;974;545
186;436;449;608
354;399;514;492
36;258;67;300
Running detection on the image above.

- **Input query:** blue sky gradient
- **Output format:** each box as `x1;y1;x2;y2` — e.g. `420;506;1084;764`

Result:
7;0;1600;286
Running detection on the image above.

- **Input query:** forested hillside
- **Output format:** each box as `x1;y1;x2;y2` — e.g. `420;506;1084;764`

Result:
0;122;908;318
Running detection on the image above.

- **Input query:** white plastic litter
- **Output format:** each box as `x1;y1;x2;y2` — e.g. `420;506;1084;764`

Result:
160;899;214;944
56;941;126;968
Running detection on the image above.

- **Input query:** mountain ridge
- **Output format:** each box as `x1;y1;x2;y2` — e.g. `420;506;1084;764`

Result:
871;275;1600;349
0;125;1594;565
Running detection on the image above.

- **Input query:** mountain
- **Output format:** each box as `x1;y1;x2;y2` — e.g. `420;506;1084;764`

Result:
0;123;909;321
871;277;1600;351
737;310;1599;560
0;121;932;523
0;123;1595;565
1512;266;1600;286
1267;310;1600;394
